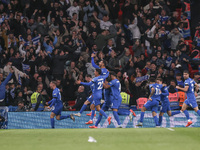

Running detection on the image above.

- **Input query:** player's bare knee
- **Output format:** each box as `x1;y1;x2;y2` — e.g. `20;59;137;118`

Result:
167;111;172;116
194;107;199;112
84;100;90;105
152;112;157;116
56;116;60;120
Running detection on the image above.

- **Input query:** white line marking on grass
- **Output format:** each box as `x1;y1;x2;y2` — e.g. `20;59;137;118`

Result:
166;128;175;131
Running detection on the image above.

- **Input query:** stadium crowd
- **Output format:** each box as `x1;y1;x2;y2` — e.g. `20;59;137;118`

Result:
0;0;200;112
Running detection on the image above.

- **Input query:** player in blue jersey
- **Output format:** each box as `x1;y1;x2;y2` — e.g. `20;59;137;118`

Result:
47;81;75;128
173;70;200;127
136;77;162;127
90;72;123;128
84;53;108;118
77;69;112;125
157;79;181;126
91;53;108;75
89;77;112;128
74;75;96;121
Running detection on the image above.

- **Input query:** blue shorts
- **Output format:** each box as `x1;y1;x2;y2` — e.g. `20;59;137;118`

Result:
93;95;102;106
184;99;198;108
160;101;171;113
87;95;93;103
111;97;122;109
144;100;159;113
101;100;112;111
52;104;63;116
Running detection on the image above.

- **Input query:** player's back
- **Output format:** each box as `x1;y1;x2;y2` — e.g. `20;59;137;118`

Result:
92;76;104;96
53;88;63;106
110;79;122;100
185;78;195;98
161;86;169;102
149;83;162;101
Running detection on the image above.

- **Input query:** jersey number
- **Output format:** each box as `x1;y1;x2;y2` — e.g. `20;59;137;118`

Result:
155;88;160;95
97;81;103;90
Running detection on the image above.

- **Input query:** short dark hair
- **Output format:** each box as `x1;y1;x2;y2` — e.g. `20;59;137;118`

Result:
156;77;163;82
176;73;182;77
183;70;189;74
96;68;101;75
50;81;56;85
85;74;92;78
110;71;117;77
149;77;155;83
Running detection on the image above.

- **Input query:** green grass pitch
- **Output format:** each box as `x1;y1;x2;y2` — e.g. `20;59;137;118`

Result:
1;128;200;150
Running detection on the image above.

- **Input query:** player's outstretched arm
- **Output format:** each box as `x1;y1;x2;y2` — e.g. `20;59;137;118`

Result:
80;81;93;86
149;87;155;100
91;57;100;69
48;98;56;107
176;85;189;92
102;71;109;79
103;83;111;89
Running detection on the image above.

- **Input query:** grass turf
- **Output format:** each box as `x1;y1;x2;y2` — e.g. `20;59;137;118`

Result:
0;128;200;150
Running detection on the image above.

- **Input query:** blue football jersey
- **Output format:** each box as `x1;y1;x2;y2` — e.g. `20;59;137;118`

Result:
104;88;112;102
149;83;162;101
184;78;196;98
92;75;105;96
52;88;62;106
108;79;122;100
161;86;169;102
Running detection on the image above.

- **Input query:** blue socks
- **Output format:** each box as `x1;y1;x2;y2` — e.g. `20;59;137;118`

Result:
158;116;163;126
50;118;54;128
113;111;121;125
99;109;108;118
197;110;200;116
183;110;190;120
140;112;145;123
153;116;158;126
79;104;87;114
95;115;102;127
90;110;95;120
60;115;70;120
171;110;181;116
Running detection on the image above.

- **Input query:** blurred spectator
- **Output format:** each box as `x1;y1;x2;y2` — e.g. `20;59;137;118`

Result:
30;84;46;111
0;0;199;109
68;85;86;111
15;100;26;112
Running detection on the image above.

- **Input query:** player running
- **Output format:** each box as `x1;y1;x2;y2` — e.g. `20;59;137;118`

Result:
76;69;111;125
157;79;181;126
173;70;200;127
47;81;75;128
74;75;97;123
136;78;162;127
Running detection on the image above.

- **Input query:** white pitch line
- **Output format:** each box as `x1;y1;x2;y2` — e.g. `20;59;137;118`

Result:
166;128;175;131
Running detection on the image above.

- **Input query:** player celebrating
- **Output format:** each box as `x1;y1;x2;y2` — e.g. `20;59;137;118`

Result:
84;53;108;118
47;81;75;128
89;78;112;128
90;72;123;128
157;79;181;126
77;69;111;125
173;70;200;127
137;78;162;127
74;75;96;119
